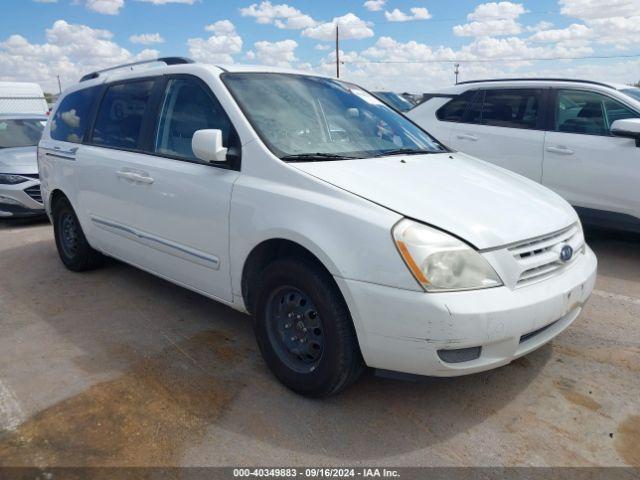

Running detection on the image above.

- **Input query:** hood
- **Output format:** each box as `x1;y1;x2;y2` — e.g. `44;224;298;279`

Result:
0;146;38;174
292;152;577;249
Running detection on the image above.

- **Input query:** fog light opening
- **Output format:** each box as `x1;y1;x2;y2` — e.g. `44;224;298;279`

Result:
437;346;482;364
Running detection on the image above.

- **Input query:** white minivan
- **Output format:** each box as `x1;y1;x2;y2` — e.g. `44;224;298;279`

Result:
409;78;640;233
38;59;597;396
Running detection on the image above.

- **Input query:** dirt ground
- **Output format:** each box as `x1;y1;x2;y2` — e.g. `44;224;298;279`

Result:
0;219;638;467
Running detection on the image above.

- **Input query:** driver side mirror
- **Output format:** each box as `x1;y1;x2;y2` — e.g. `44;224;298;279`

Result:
192;129;228;162
611;119;640;147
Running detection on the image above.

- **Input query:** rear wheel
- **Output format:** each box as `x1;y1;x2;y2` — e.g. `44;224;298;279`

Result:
52;197;104;272
254;258;364;397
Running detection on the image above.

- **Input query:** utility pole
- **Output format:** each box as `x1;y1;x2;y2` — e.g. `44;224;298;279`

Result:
57;75;62;95
335;24;340;78
454;64;460;85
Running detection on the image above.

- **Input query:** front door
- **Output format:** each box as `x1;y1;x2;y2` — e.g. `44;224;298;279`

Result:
543;88;640;223
124;75;240;302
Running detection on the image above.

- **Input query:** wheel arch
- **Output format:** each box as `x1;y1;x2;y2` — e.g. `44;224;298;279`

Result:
241;238;339;316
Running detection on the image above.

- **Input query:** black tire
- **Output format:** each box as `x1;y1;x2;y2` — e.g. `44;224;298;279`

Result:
254;257;364;397
52;197;104;272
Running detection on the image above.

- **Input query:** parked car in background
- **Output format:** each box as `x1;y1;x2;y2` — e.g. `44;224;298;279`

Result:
409;78;640;233
0;114;47;218
372;91;414;112
39;59;596;397
612;83;640;102
400;92;424;105
0;82;49;116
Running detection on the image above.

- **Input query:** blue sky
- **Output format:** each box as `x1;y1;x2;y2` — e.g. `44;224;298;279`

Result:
1;0;639;92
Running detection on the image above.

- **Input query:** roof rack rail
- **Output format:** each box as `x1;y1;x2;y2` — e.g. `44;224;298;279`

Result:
456;78;614;88
80;57;194;82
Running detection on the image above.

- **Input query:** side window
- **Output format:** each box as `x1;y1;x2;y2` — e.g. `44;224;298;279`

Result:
553;89;637;136
436;90;476;122
482;89;541;129
50;87;100;143
463;90;483;124
154;77;233;161
91;80;155;150
604;97;638;126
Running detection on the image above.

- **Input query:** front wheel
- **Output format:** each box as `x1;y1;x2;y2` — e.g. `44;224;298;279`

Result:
52;197;104;272
254;258;364;397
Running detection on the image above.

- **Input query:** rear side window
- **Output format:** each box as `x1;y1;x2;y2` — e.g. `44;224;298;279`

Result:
481;89;541;129
154;77;234;161
51;87;100;143
91;80;155;150
436;90;476;122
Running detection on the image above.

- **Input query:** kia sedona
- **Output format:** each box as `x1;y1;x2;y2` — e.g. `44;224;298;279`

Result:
38;59;597;397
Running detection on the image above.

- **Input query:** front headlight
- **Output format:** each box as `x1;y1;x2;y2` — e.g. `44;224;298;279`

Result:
0;174;29;185
393;219;503;292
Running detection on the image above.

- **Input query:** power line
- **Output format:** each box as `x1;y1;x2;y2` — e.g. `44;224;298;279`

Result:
343;52;640;64
373;10;557;25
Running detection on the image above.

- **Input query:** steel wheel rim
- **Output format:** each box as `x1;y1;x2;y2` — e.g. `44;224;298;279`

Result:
59;212;79;258
265;286;324;374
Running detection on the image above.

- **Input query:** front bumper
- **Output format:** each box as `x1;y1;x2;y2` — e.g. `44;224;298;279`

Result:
337;245;597;377
0;180;44;218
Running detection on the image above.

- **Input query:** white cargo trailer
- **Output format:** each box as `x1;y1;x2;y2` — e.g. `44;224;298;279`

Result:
0;82;48;115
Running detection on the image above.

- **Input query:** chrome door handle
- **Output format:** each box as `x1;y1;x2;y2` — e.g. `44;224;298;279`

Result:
545;146;574;155
457;133;478;141
116;171;154;184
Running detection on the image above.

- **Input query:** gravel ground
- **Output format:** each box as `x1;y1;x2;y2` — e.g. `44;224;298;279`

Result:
0;219;638;467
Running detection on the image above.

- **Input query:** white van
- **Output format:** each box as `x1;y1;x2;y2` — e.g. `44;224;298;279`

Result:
38;59;597;396
0;82;49;116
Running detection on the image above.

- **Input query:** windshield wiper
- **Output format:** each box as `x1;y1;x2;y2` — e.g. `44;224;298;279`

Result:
374;148;439;157
280;152;359;162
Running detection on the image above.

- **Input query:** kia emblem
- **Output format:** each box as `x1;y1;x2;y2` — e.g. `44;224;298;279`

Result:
560;245;574;263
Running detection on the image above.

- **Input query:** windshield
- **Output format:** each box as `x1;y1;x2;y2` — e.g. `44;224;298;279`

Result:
0;118;46;149
621;88;640;102
223;73;446;160
374;92;414;112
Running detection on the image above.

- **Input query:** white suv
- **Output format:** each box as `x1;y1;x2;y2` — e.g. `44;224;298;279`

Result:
409;78;640;233
38;59;597;396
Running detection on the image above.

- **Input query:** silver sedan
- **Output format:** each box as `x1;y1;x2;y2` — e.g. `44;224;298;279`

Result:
0;114;47;218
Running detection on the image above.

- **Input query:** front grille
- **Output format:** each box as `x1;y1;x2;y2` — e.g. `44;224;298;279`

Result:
24;184;42;204
510;223;584;287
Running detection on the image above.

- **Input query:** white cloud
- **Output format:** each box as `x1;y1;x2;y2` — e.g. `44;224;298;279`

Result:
586;16;640;47
251;39;298;67
85;0;124;15
529;23;591;43
559;0;640;20
302;13;374;41
454;2;526;37
240;2;316;29
468;1;526;21
557;1;640;48
187;20;242;64
205;19;236;35
526;21;554;32
129;33;165;44
384;7;431;22
315;44;330;51
454;18;522;37
363;0;385;11
0;20;158;91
